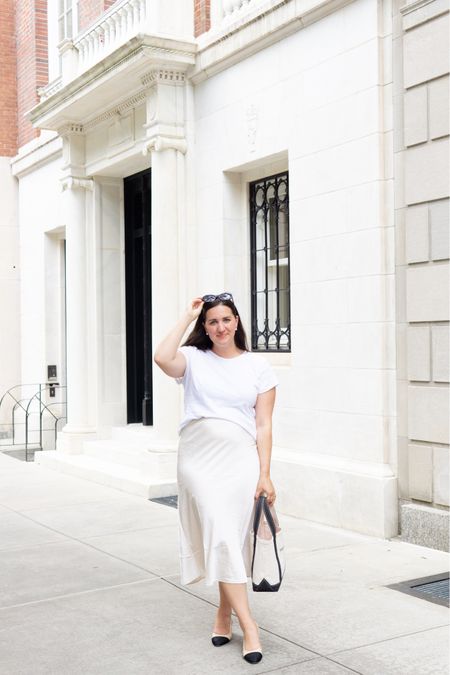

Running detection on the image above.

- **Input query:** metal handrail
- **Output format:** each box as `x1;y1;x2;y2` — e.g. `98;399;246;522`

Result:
0;384;44;446
25;386;67;460
0;383;67;460
0;383;44;409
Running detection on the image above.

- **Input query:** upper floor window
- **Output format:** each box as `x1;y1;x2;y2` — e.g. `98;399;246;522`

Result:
58;0;77;41
250;171;291;352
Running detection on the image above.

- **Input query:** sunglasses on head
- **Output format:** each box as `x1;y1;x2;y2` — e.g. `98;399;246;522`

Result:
201;292;234;303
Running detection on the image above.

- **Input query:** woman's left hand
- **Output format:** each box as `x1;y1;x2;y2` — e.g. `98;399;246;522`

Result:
255;475;276;506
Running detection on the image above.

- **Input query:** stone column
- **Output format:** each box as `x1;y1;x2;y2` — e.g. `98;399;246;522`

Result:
57;127;96;452
142;68;190;442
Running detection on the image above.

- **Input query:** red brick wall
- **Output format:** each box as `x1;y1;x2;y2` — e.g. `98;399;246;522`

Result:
15;0;48;149
194;0;210;36
78;0;119;32
0;0;18;156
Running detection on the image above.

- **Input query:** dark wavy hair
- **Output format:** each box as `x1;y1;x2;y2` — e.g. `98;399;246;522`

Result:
182;299;249;351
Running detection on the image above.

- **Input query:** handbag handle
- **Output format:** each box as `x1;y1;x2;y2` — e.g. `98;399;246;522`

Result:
251;495;283;586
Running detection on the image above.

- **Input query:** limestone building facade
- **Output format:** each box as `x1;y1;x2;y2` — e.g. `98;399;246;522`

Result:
0;0;448;549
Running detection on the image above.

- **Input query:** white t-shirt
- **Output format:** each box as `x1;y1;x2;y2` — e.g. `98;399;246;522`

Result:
175;346;278;439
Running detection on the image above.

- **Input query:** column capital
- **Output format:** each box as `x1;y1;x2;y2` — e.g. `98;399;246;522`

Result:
61;176;94;191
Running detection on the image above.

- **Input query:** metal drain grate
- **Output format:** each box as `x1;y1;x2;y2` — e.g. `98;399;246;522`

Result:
149;495;178;509
387;572;449;608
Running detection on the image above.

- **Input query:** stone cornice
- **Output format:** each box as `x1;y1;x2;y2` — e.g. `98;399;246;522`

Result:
29;35;196;131
190;0;355;84
83;91;148;131
400;0;447;15
79;68;187;131
141;69;187;87
400;0;449;29
10;132;62;179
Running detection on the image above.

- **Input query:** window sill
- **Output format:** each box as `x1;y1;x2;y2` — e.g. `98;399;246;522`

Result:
252;351;292;367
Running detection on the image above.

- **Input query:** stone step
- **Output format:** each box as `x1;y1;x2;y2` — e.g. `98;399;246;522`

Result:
82;439;177;479
35;451;178;499
110;425;177;452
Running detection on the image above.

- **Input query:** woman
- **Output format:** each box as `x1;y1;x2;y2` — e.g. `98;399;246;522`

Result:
154;292;278;665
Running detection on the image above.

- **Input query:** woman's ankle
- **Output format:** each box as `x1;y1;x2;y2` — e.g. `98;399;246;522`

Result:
239;617;258;632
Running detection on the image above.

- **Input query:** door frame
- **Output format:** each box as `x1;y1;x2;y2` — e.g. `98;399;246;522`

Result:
124;168;153;425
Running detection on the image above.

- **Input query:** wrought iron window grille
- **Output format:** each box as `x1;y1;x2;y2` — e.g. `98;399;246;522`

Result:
250;171;291;352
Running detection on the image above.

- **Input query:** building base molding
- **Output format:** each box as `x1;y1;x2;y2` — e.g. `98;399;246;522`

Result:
399;501;449;552
271;448;398;539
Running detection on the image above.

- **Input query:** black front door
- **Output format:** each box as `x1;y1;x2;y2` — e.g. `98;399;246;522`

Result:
124;169;152;425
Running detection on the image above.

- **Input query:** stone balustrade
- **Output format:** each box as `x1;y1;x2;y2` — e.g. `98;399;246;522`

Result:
221;0;264;21
208;0;267;30
44;0;151;91
38;76;63;101
74;0;148;73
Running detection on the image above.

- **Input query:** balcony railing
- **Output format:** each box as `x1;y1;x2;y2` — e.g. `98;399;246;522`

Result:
38;75;63;101
37;0;268;102
74;0;148;74
210;0;267;28
41;0;152;93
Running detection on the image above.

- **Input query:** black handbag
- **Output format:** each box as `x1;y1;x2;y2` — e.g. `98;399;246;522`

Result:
251;495;285;592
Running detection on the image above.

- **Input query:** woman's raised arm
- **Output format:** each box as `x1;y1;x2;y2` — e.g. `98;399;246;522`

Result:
153;298;204;378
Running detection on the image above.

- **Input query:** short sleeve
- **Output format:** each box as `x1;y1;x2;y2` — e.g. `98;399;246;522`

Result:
175;346;191;385
256;358;279;394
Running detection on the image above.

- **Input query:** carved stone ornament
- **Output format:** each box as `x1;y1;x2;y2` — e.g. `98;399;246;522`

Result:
60;176;94;191
246;104;258;153
146;87;157;124
58;123;85;136
141;69;186;87
142;136;187;155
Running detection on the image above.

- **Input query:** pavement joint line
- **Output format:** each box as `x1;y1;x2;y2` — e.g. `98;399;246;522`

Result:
0;538;69;553
0;507;179;580
159;577;450;666
157;575;333;661
7;509;447;665
257;657;363;675
289;543;368;555
0;491;180;515
2;471;448;668
0;495;152;514
0;521;178;553
81;523;179;540
0;576;165;612
325;621;450;658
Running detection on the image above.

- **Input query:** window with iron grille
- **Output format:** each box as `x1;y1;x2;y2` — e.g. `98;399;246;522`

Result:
250;171;291;352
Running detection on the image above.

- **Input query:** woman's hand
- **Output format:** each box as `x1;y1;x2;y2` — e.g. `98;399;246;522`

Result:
255;475;276;506
186;297;204;322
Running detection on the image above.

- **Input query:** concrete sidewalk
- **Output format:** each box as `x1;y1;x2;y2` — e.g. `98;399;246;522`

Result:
0;451;448;675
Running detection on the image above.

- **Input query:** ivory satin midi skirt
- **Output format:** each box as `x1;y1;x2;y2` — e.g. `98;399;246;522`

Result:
177;418;260;586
